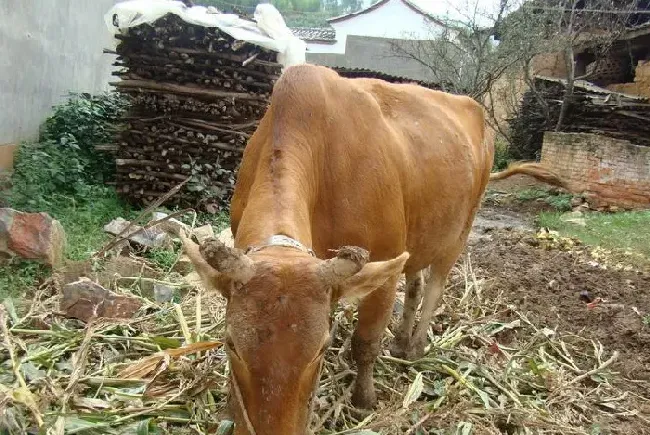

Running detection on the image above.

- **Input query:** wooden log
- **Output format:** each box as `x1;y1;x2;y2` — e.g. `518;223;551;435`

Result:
112;80;268;103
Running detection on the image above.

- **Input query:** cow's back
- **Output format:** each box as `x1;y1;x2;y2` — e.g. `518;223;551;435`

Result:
231;65;494;275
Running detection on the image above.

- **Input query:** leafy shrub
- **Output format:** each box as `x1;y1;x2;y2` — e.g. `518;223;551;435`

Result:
7;92;127;211
516;188;573;212
545;193;572;212
492;136;512;171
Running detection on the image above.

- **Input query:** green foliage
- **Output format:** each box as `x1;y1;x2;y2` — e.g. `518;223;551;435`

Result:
197;0;363;22
4;92;134;262
516;188;573;212
7;92;127;211
282;10;331;27
144;248;180;271
197;211;230;231
0;259;50;300
544;193;572;213
200;0;321;13
52;186;136;261
492;136;512;171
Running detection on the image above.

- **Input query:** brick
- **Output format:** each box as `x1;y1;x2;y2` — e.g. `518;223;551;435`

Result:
542;132;650;209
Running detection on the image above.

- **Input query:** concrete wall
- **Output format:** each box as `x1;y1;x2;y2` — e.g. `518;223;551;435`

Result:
541;132;650;209
0;0;119;172
307;35;435;82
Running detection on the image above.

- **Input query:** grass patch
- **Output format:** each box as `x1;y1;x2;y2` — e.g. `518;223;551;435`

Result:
143;247;180;271
46;186;136;261
538;210;650;260
516;188;573;212
0;259;50;300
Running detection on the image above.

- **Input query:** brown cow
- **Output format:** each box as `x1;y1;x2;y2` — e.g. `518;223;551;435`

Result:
180;64;564;435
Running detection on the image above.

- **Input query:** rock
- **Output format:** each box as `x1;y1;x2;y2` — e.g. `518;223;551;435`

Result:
61;278;143;322
151;212;189;236
172;254;194;275
102;256;162;299
104;217;170;248
61;257;163;298
216;227;234;247
570;196;584;207
193;224;215;244
572;203;590;213
0;208;66;267
579;290;594;303
153;282;174;303
560;211;587;226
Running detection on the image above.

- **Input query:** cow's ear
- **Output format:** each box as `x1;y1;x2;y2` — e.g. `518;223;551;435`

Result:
179;231;246;299
335;253;409;302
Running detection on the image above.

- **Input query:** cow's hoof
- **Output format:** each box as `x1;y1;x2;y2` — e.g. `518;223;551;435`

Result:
407;336;428;359
351;383;377;410
390;338;426;360
389;338;409;359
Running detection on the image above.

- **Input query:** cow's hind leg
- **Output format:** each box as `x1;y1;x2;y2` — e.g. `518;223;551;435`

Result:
408;270;448;359
390;271;424;358
351;274;401;409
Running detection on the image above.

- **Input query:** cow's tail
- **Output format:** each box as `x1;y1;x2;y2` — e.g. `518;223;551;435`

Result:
489;161;571;191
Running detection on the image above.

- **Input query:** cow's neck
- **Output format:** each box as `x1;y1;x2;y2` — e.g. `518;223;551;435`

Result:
237;144;317;249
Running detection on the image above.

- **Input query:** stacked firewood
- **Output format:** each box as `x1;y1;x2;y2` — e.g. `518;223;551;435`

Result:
110;14;281;210
509;76;650;160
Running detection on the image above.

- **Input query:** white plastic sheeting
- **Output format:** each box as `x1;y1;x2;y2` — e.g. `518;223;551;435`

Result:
104;0;305;67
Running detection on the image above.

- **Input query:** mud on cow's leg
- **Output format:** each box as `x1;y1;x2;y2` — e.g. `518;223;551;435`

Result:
351;275;400;409
390;271;424;359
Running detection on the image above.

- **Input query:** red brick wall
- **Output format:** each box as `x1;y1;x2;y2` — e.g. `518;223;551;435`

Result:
541;132;650;209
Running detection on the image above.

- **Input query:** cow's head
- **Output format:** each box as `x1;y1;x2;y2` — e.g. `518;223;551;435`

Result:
180;233;408;435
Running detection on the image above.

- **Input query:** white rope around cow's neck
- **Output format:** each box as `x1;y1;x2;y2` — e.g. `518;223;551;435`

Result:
245;234;315;257
231;363;258;435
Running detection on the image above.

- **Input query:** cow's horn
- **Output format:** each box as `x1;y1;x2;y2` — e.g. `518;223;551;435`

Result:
199;238;255;284
318;246;370;285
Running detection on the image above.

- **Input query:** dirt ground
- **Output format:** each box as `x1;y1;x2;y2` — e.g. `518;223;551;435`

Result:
467;228;650;381
455;176;650;432
475;175;649;379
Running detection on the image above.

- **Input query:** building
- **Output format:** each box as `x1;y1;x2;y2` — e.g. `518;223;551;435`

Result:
291;0;454;81
293;0;447;55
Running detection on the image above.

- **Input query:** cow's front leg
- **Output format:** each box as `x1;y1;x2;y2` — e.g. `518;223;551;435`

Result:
351;275;400;408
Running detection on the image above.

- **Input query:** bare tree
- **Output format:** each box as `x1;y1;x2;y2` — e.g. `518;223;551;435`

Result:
548;0;638;130
388;0;640;142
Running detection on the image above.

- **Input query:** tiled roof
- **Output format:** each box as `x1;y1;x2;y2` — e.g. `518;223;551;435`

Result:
291;27;336;42
328;0;446;27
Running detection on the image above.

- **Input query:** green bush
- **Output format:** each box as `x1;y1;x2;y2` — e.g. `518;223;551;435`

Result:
492;136;512;171
7;92;127;211
516;188;573;212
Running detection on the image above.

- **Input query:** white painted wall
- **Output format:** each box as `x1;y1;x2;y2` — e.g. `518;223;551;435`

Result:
0;0;119;149
307;0;443;54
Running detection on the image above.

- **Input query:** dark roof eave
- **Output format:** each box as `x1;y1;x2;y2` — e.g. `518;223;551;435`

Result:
305;40;337;45
328;0;447;28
